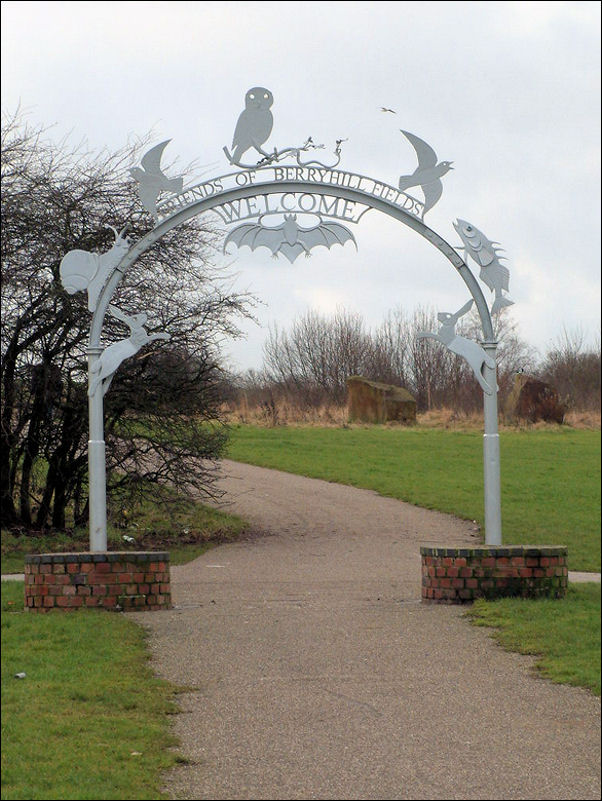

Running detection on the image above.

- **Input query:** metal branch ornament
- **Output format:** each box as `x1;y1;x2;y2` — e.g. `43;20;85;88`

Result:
129;140;184;221
453;219;513;314
398;130;453;218
224;214;357;264
88;305;170;397
417;299;497;395
60;226;130;312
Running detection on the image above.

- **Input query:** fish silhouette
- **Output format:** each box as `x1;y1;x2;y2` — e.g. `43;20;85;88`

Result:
397;130;453;217
453;219;514;314
129;140;183;220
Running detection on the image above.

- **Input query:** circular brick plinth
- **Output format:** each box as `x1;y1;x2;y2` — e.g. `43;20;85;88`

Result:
421;546;568;604
24;552;171;612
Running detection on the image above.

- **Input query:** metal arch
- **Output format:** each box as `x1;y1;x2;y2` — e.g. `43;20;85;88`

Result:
87;176;503;551
90;180;494;347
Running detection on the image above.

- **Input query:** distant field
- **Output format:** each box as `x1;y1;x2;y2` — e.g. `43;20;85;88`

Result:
227;425;601;572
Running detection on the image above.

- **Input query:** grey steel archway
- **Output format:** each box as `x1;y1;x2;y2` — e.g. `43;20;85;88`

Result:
83;177;502;552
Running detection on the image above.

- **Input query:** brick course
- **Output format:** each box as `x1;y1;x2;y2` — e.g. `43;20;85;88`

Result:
24;552;171;613
420;546;568;604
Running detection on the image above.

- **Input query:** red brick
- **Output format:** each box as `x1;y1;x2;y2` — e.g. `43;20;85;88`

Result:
526;557;539;567
80;562;94;573
428;567;436;578
447;567;459;578
77;585;91;596
40;564;52;574
452;578;464;589
118;572;134;583
102;597;116;609
159;583;170;593
86;596;101;607
110;562;125;573
454;558;467;567
466;578;479;589
440;578;452;588
460;567;473;578
533;568;545;578
436;567;446;577
63;585;76;596
95;562;111;574
496;557;510;567
108;585;123;596
67;562;79;574
125;584;138;596
132;572;145;583
540;557;550;567
43;596;55;607
92;585;108;596
519;568;533;578
52;563;65;574
481;557;496;568
139;584;150;594
511;556;526;567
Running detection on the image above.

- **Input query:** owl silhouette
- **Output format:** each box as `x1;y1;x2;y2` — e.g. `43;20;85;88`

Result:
231;87;274;163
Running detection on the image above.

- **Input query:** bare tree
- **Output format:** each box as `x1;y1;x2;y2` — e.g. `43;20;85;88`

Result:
539;328;601;410
1;111;254;531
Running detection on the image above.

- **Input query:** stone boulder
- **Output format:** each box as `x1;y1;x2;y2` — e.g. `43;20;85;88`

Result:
505;373;566;424
347;376;416;424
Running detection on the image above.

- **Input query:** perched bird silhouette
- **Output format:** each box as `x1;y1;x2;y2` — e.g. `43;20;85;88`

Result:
397;130;453;217
453;219;514;314
129;140;183;220
231;87;274;164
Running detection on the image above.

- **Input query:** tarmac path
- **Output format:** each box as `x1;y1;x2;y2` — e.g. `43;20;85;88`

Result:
129;460;601;800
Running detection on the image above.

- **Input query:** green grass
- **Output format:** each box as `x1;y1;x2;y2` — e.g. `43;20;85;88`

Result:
466;583;601;695
1;581;186;800
1;493;248;574
227;425;601;572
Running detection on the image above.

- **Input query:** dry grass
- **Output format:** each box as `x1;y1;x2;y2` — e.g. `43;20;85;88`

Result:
224;399;600;430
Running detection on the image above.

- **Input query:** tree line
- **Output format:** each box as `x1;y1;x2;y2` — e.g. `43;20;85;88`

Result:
230;307;600;417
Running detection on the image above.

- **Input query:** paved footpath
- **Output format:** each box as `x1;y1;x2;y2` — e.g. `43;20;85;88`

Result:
128;461;600;800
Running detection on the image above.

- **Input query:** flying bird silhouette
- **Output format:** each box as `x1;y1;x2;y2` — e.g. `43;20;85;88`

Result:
397;130;453;217
129;140;183;220
231;87;274;164
380;107;396;114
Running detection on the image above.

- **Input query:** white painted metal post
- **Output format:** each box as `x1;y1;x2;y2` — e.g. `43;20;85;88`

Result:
481;340;502;545
87;346;107;551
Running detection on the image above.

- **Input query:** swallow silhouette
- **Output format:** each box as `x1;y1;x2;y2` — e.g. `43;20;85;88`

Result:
381;107;396;114
397;130;453;216
129;140;183;220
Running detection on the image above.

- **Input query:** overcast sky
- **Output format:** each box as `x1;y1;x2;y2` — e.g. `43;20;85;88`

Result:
2;0;600;371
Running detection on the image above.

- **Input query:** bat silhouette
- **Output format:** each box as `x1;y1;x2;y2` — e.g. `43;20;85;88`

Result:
224;214;357;264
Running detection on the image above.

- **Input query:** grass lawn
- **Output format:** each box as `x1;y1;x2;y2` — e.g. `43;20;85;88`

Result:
1;494;249;575
227;425;601;572
1;580;185;800
467;582;601;696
